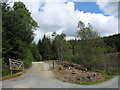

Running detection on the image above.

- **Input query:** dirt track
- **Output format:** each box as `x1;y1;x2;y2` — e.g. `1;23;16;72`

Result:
2;62;119;88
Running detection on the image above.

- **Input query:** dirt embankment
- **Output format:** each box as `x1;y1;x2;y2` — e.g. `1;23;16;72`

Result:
53;61;105;84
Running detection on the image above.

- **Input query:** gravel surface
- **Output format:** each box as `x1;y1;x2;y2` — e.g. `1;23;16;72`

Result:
2;62;119;88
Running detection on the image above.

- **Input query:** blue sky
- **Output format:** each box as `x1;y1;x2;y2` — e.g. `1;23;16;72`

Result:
74;2;109;16
75;2;102;13
39;2;104;15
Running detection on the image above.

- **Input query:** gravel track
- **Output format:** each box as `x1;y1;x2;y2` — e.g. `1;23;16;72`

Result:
2;62;119;88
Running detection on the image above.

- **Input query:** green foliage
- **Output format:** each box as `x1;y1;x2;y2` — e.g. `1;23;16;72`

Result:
2;1;38;69
37;34;53;60
53;33;72;60
22;49;34;68
76;21;105;70
103;34;120;52
77;21;99;40
30;43;42;61
103;53;119;75
37;33;73;61
54;33;66;60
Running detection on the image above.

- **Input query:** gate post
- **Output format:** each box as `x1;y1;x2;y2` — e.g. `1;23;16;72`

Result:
53;60;55;69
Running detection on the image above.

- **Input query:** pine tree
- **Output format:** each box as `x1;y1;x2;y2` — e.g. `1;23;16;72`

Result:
37;34;53;60
2;1;38;64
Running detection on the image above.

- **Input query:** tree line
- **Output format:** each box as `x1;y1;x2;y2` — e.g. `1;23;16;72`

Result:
37;21;119;74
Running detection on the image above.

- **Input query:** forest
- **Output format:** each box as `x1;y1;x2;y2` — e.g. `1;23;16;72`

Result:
1;1;120;76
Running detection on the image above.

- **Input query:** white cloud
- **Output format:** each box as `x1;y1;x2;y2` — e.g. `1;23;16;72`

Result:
96;0;118;17
75;11;118;36
33;29;44;43
9;0;118;43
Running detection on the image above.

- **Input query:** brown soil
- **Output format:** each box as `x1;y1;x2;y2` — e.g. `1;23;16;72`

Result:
53;61;105;84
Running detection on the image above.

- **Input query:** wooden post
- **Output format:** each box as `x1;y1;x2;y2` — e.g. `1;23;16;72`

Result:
10;70;13;78
53;60;54;69
22;63;24;70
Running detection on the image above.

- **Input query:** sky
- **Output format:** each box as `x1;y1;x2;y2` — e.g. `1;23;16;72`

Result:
74;2;105;14
9;0;119;43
